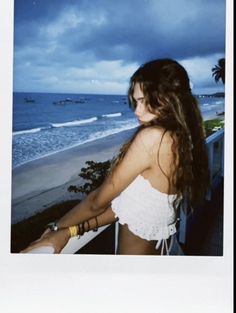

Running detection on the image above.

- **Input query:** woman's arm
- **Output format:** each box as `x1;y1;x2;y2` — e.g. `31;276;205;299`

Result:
21;207;118;253
56;186;109;229
55;128;158;229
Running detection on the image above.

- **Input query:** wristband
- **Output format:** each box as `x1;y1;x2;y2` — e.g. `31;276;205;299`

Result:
47;221;58;232
69;226;79;237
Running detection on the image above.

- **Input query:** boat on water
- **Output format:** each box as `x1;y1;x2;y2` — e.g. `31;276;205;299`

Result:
52;98;86;105
24;97;35;103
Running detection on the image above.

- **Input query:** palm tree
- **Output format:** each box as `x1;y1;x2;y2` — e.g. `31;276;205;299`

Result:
212;58;225;84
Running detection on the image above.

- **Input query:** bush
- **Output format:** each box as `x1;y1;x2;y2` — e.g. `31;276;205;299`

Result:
68;160;111;195
204;119;225;137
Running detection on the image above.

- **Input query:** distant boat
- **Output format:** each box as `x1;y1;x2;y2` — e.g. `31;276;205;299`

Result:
53;100;66;105
52;99;70;105
216;111;224;116
24;97;35;103
64;98;73;102
53;98;86;105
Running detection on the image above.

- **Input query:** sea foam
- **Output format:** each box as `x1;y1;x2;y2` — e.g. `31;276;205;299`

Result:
13;127;41;136
51;117;98;128
102;112;122;118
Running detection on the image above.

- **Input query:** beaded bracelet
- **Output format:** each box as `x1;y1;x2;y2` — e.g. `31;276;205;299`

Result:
93;216;98;232
79;222;85;236
86;220;91;232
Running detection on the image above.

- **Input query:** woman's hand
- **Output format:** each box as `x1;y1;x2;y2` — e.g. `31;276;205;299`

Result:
21;228;70;254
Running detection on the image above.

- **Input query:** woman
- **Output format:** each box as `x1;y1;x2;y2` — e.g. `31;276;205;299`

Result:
22;59;209;255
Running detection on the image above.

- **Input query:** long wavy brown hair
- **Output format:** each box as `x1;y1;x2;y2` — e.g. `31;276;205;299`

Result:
111;59;209;210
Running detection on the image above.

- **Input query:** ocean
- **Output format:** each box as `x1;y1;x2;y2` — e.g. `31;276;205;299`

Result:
12;92;225;168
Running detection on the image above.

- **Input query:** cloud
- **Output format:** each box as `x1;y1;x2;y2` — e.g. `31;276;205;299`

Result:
180;53;225;93
61;0;225;62
13;0;226;93
14;57;138;94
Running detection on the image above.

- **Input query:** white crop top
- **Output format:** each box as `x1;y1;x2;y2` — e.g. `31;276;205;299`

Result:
111;175;179;253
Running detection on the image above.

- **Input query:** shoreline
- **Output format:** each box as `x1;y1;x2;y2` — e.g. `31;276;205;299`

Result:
12;124;138;170
11;113;224;224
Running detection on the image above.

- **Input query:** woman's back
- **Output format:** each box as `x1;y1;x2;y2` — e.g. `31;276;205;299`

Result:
133;126;177;195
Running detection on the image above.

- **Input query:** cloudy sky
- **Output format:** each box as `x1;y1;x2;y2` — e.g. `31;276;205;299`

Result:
13;0;226;95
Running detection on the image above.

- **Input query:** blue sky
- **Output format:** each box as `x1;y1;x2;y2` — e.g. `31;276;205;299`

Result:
13;0;226;95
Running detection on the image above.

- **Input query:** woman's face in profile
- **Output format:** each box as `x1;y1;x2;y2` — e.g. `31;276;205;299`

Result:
132;83;156;124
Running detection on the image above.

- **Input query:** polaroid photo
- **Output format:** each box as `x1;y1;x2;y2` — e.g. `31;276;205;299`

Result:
0;1;233;312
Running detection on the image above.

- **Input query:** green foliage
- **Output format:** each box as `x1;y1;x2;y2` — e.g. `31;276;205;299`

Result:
68;160;111;195
204;119;225;137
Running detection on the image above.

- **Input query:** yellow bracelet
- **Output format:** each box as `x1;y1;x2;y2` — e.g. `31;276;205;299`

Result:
69;226;78;237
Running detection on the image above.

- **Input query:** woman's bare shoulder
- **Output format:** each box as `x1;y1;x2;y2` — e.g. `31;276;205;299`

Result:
136;126;171;149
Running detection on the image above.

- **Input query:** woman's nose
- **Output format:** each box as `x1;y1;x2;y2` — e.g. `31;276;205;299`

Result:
135;102;142;115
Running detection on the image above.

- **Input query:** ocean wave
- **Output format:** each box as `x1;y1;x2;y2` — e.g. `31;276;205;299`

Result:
51;117;98;128
86;123;138;143
201;102;224;112
13;120;139;168
102;112;122;118
201;100;224;107
13;127;42;136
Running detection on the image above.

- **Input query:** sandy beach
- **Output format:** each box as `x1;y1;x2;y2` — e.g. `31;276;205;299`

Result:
11;112;224;224
12;129;134;223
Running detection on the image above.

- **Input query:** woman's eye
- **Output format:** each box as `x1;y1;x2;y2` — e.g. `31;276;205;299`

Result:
137;98;145;105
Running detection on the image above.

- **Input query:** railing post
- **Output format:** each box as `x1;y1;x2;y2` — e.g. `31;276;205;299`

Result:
178;197;189;244
221;137;224;177
206;142;214;201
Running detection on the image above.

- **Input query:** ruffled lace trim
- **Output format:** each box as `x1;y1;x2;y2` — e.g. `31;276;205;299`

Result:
116;212;177;241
